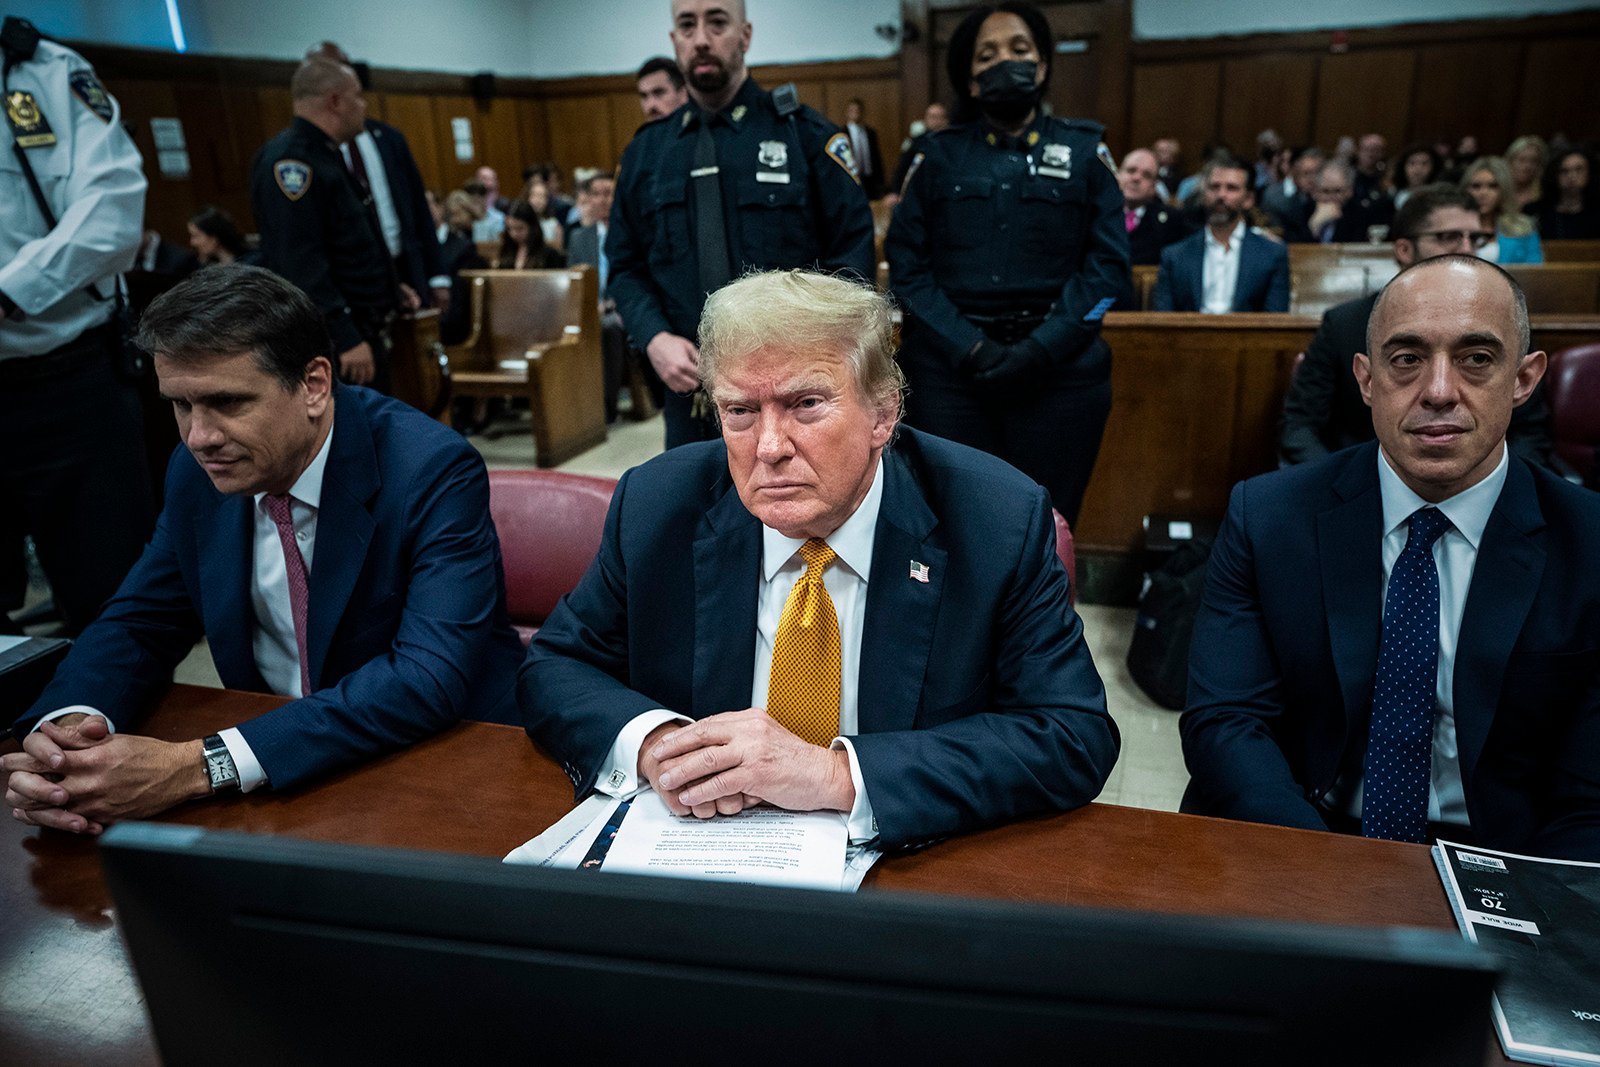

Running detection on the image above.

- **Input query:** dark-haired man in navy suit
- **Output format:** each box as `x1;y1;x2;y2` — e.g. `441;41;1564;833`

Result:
1151;155;1289;313
520;271;1118;851
1182;255;1600;861
3;266;524;834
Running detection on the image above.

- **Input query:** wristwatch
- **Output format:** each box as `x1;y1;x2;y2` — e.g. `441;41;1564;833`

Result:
202;734;240;792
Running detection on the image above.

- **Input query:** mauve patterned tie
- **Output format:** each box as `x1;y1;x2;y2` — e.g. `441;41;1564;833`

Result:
1362;506;1451;843
265;493;312;697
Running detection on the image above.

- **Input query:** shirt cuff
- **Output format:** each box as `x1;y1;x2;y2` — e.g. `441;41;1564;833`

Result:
218;726;268;792
599;709;689;797
33;706;116;734
427;275;450;290
832;736;878;844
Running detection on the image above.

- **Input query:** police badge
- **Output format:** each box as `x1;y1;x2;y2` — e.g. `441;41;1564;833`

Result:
1038;142;1072;179
274;159;312;201
756;138;790;184
5;90;55;148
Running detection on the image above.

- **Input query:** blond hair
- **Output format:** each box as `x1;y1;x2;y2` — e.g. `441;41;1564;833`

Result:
698;270;905;420
1463;156;1536;239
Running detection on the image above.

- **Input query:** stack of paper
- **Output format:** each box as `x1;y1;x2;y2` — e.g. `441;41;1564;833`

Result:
506;789;879;892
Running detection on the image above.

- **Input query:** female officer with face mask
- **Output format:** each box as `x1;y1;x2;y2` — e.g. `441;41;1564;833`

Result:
885;2;1129;529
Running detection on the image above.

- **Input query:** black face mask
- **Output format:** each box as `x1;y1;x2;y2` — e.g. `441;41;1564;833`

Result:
974;59;1042;124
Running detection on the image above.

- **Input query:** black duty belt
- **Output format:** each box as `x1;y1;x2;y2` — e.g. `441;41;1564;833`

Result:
0;323;114;386
965;308;1050;345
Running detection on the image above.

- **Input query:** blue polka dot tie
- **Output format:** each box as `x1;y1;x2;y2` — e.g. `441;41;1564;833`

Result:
1362;506;1451;843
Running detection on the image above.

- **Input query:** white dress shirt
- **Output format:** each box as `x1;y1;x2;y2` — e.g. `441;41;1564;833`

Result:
1342;443;1510;827
343;132;401;259
36;421;336;794
1201;220;1245;314
597;459;887;843
847;122;873;178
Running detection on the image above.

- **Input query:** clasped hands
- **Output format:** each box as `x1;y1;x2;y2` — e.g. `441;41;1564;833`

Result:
637;708;855;820
3;713;209;835
964;337;1051;385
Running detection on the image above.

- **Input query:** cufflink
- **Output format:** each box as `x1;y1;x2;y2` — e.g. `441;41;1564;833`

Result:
608;769;627;790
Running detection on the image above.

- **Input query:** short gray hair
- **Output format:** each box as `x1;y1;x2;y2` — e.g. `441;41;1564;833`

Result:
1367;253;1531;358
291;58;354;101
698;270;905;420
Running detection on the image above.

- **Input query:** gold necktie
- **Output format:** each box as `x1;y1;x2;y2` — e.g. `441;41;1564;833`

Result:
766;538;842;746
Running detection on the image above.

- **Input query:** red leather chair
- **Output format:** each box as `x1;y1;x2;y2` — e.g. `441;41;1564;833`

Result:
487;469;617;644
1052;510;1077;604
1545;343;1600;484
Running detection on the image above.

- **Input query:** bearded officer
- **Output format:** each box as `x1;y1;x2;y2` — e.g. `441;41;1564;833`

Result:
608;0;875;449
250;56;407;393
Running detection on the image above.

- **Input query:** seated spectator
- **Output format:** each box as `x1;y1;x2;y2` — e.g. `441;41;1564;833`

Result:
1538;147;1600;241
1152;137;1181;202
568;171;650;424
1261;146;1322;237
1280;183;1553;467
1119;148;1190;266
1152;155;1288;313
1184;254;1600;861
187;206;254;267
1174;142;1231;208
1463;156;1543;263
1253;128;1284;194
436;190;487;346
521;177;567;255
529;162;579;239
1506;135;1549;214
1302;159;1391;243
476;165;512;215
0;266;524;834
1390;143;1440;211
494;199;564;270
1351;133;1389;204
465;178;503;242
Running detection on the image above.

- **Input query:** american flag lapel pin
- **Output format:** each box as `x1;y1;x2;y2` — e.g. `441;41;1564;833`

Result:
909;559;930;583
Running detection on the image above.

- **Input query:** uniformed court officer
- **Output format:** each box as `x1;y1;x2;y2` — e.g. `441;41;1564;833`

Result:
885;2;1130;528
250;57;405;393
0;16;153;635
608;0;876;449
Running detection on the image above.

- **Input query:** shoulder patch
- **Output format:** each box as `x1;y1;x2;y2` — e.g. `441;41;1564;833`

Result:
1096;142;1116;175
273;159;313;201
899;151;926;198
824;131;861;184
68;71;114;123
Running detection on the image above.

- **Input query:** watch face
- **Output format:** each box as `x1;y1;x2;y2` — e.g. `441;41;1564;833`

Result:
207;751;233;782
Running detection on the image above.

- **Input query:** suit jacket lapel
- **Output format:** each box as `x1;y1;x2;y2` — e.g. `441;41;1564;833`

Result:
305;390;379;690
1318;446;1385;735
1187;241;1205;311
1454;456;1546;789
858;447;944;734
1234;234;1260;312
195;488;265;690
693;483;761;716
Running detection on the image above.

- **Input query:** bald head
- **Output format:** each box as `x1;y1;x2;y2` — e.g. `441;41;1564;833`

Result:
1369;254;1529;359
291;58;356;102
1119;148;1160;206
291;58;365;142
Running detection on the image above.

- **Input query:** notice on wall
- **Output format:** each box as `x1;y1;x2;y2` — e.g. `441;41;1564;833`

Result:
451;117;474;163
150;117;185;150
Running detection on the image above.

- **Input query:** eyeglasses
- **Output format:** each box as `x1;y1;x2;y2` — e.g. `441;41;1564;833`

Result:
1413;230;1496;249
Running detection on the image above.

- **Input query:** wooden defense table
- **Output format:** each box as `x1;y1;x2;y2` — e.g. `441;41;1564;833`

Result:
0;686;1507;1065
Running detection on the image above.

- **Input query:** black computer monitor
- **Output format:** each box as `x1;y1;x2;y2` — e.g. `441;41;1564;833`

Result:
101;823;1495;1065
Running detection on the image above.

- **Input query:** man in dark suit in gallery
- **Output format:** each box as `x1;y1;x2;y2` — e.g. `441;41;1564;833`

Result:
842;97;886;200
1151;156;1289;313
1182;254;1600;861
520;270;1118;850
2;267;524;835
1279;183;1553;467
1119;147;1189;267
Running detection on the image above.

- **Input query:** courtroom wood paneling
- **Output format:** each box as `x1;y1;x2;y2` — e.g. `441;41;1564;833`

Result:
544;94;620;174
431;94;488;191
1130;61;1219;166
1408;41;1518;148
476;96;530;194
1312;48;1415;152
379;93;446;195
515;97;553;175
821;75;905;176
607;91;647;162
1516;38;1600;143
1219;54;1316;152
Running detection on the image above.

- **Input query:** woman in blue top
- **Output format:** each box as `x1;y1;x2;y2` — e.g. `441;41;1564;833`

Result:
1463;156;1543;264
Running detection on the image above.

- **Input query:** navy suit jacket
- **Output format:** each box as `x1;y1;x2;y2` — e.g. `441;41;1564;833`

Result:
518;428;1119;849
21;384;525;789
1181;442;1600;860
1151;227;1290;312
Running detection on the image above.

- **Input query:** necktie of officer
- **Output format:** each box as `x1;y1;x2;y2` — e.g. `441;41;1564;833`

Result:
767;539;842;746
1362;506;1451;843
265;493;314;698
693;116;732;298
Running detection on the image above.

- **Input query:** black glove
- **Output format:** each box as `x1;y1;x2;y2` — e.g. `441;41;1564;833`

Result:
962;338;1009;378
971;337;1052;385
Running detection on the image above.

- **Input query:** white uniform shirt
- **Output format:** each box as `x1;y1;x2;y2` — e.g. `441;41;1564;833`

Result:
0;40;145;359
